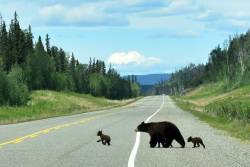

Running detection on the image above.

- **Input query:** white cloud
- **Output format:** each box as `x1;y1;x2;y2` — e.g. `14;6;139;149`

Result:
141;0;204;17
107;51;160;66
38;3;129;26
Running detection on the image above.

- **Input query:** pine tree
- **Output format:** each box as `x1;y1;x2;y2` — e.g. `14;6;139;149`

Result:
59;48;67;72
50;46;60;72
70;53;76;73
0;14;3;65
96;59;101;73
35;36;45;54
102;61;106;75
45;34;51;56
8;12;26;67
26;25;33;51
88;57;92;73
17;29;26;64
0;21;10;71
92;58;96;73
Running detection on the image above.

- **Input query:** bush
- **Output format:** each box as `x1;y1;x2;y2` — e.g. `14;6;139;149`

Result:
54;72;75;91
7;66;30;106
7;80;30;106
89;74;110;97
205;98;250;123
25;51;56;90
0;69;9;105
0;66;30;106
131;83;140;97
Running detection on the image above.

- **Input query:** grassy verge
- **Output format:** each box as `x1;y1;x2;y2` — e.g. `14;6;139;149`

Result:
172;83;250;141
0;90;141;124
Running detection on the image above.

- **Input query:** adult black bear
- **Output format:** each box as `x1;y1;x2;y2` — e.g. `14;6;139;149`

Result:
135;121;185;148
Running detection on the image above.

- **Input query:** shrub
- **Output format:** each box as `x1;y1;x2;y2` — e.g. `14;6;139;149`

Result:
7;66;30;106
0;69;9;105
205;99;250;123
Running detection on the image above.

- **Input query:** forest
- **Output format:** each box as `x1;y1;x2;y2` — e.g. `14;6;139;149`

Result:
0;12;140;106
154;29;250;125
155;30;250;95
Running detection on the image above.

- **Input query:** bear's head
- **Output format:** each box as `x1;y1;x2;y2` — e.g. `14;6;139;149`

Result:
187;136;192;142
135;122;148;132
97;130;102;136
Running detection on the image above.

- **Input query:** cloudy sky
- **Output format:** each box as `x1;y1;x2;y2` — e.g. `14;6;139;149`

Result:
1;0;250;75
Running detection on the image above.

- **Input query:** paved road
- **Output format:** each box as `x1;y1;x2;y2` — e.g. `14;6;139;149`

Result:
0;96;249;167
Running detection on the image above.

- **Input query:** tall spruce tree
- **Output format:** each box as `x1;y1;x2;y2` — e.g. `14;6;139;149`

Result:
45;34;51;56
59;48;67;72
0;21;10;71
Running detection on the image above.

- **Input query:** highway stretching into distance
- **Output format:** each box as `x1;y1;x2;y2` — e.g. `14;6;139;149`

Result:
0;96;249;167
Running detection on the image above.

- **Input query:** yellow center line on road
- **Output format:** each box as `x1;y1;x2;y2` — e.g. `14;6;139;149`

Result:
0;112;116;149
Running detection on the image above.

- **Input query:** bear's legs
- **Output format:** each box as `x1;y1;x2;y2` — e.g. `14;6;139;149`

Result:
158;136;167;148
165;137;174;148
102;140;106;145
149;135;158;148
174;133;185;148
157;141;161;148
200;141;205;148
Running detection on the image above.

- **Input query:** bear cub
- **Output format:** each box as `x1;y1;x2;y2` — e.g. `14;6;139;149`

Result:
135;121;185;148
97;130;111;146
187;136;205;148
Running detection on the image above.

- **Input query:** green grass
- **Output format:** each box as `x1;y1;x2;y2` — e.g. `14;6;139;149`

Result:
0;90;140;124
173;98;250;141
173;82;250;141
183;82;226;100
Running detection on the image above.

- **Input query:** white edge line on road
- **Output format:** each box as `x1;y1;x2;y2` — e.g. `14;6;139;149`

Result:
128;95;165;167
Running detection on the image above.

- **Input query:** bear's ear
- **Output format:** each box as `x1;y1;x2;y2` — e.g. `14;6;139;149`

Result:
141;121;145;124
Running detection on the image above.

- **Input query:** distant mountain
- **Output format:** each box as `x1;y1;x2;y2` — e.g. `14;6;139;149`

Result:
124;73;171;95
134;73;171;85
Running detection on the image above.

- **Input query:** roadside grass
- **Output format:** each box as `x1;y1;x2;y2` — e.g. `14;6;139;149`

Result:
173;99;250;141
172;82;250;141
0;90;140;124
183;82;226;100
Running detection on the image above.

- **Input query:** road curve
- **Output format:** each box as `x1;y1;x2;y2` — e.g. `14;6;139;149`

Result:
0;96;249;167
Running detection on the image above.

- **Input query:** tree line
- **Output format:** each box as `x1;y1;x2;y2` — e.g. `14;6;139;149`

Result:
154;30;250;95
0;12;140;106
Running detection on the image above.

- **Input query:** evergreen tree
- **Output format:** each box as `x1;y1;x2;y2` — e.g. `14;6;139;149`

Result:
50;46;60;72
45;34;51;56
26;25;33;51
70;53;76;73
0;21;10;71
59;48;67;72
36;36;45;53
8;12;23;66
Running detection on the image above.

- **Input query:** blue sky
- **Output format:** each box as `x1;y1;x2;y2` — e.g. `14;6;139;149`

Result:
1;0;250;75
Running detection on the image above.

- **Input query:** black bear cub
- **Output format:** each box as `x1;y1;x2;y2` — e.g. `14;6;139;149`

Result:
97;130;111;146
187;136;205;148
135;121;185;148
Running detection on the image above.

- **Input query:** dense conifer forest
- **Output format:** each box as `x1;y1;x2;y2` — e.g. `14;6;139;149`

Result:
0;12;140;106
155;30;250;95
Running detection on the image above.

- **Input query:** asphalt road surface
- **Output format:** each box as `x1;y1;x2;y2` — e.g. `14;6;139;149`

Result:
0;96;249;167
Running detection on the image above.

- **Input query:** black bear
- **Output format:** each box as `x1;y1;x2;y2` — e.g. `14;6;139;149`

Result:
97;130;111;146
187;136;205;148
135;121;185;148
157;139;173;148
